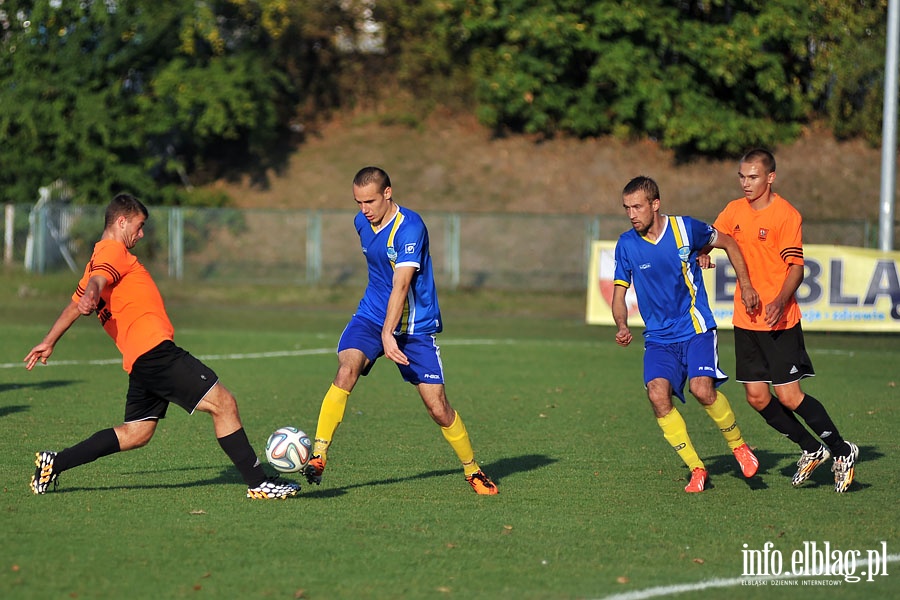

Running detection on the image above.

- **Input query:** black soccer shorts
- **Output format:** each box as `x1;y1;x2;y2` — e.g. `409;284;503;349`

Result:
733;324;815;385
124;340;219;422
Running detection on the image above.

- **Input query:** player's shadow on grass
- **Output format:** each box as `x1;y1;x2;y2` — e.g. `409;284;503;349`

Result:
303;454;557;499
52;465;242;494
773;444;880;493
0;380;80;419
51;454;549;496
704;444;881;492
705;449;783;490
0;379;79;394
0;404;30;418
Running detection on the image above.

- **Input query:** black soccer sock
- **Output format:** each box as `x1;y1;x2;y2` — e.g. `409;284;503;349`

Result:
54;428;121;473
217;428;267;487
757;400;821;453
793;394;847;454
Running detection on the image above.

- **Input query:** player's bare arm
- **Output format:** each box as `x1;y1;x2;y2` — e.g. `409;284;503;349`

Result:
77;275;108;315
382;266;416;365
696;244;713;269
611;285;633;347
766;263;804;328
24;301;83;370
712;231;760;315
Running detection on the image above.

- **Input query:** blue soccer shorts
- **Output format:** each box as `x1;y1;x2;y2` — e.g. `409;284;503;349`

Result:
643;329;728;403
338;315;445;385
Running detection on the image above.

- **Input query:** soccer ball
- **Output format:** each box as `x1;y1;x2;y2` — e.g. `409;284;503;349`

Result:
265;426;312;473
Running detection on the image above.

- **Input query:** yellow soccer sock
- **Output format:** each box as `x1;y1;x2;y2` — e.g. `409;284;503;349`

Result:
312;384;349;459
704;390;746;451
440;411;480;477
657;407;704;471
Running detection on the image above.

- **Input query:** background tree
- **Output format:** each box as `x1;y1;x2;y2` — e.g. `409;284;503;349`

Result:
808;0;888;145
0;0;890;205
0;0;330;205
412;0;885;156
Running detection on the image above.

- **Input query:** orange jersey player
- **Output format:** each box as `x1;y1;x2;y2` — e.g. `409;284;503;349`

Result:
25;193;299;500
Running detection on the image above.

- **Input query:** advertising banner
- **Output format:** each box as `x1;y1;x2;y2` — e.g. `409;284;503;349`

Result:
586;241;900;332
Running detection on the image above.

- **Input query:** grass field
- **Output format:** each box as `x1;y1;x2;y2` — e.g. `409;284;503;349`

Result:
1;272;898;599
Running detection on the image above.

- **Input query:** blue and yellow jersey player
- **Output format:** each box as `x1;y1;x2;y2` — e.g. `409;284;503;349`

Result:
354;192;441;337
302;166;498;495
611;175;761;492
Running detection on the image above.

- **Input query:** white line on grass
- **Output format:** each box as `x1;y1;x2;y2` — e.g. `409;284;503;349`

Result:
0;348;335;369
596;554;900;600
811;348;856;356
0;339;515;369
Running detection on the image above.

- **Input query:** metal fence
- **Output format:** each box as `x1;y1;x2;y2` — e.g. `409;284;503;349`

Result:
3;203;889;292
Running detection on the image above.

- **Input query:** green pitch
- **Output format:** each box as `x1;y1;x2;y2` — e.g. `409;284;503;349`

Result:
0;275;897;599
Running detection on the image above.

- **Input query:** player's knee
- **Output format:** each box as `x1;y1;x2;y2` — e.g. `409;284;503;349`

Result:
422;394;454;426
775;392;803;410
688;386;715;405
117;424;155;450
129;435;152;449
198;386;240;417
430;407;455;427
647;394;674;418
334;366;362;390
745;393;770;410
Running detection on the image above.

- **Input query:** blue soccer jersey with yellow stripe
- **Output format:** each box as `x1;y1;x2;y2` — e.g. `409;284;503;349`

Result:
354;206;442;335
613;216;718;343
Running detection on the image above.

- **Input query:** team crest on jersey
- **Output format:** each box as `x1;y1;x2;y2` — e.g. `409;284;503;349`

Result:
386;246;398;261
678;245;691;263
405;242;417;254
758;228;768;241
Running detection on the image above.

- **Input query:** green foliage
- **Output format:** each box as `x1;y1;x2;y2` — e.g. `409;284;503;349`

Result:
427;0;885;154
0;0;298;206
367;0;475;118
809;0;889;144
0;0;891;204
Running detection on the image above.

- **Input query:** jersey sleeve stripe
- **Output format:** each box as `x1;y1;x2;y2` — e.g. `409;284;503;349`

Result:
93;263;122;284
781;247;804;262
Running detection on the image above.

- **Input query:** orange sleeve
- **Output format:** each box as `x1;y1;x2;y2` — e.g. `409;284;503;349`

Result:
80;240;174;372
778;203;804;268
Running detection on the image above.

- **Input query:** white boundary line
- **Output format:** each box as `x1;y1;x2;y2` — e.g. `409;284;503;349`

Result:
596;554;900;600
0;338;516;369
0;348;335;369
2;335;894;594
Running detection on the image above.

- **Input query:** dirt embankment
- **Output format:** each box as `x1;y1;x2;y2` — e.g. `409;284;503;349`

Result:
214;113;885;222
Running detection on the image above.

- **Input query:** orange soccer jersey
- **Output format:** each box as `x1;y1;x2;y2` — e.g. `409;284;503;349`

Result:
713;193;804;331
74;239;174;372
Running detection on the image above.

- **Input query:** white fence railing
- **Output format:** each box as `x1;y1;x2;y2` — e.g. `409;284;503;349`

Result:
4;203;889;292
